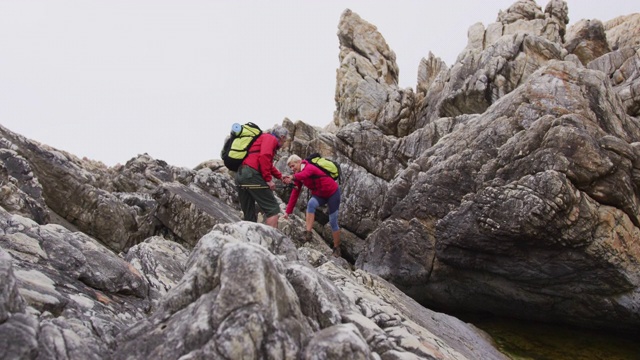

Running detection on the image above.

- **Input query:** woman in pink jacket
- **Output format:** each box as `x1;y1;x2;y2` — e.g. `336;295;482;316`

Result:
283;154;341;257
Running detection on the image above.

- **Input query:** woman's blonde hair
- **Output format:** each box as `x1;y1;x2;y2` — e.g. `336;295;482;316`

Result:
287;154;302;166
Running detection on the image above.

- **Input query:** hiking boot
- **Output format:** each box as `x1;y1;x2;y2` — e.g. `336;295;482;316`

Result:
332;246;341;258
303;231;312;243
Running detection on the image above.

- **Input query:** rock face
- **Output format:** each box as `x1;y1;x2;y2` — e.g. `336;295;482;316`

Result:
340;0;640;334
0;208;506;359
2;0;640;359
0;121;504;359
334;10;416;138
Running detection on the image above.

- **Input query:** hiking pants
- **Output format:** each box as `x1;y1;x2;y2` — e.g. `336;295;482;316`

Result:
307;187;340;231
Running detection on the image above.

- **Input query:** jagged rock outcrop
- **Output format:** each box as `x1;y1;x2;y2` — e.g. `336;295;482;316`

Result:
110;154;194;193
0;127;157;252
497;0;567;43
360;59;640;331
587;14;640;117
0;125;243;253
0;122;504;359
3;0;640;358
564;19;610;65
416;53;447;100
334;9;416;138
416;0;569;129
350;0;640;334
605;14;640;51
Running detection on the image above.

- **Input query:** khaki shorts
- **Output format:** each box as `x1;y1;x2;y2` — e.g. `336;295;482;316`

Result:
235;166;280;220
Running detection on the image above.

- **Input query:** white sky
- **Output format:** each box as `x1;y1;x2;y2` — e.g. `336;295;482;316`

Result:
1;1;638;168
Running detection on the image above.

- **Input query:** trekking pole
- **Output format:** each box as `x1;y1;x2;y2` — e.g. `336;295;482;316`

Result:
238;184;293;190
238;184;269;190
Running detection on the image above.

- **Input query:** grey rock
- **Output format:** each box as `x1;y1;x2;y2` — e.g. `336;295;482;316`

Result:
0;247;26;320
152;182;240;247
589;47;640;116
0;125;151;252
112;222;502;359
0;312;38;360
2;2;640;359
334;9;416;137
319;263;507;360
604;13;640;52
303;323;373;360
123;236;190;309
192;164;240;208
0;148;48;224
0;209;151;359
360;60;640;332
111;153;194;193
564;19;611;65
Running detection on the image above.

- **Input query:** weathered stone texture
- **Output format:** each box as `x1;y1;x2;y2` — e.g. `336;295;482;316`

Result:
2;1;640;359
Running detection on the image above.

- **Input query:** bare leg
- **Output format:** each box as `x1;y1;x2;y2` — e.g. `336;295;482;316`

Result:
305;212;315;232
332;230;340;248
302;212;315;242
265;214;279;228
332;230;341;257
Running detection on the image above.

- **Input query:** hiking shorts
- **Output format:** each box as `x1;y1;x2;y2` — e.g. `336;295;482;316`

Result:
235;165;280;221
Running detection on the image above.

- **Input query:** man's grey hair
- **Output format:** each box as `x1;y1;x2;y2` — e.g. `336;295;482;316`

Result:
271;125;289;139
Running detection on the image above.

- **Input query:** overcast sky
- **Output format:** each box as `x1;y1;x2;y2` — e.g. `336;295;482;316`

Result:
1;1;638;168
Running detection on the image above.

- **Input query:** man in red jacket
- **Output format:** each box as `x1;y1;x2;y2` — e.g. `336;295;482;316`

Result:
235;125;289;228
283;154;342;257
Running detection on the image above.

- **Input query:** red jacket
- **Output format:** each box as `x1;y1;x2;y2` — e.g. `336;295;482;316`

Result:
241;134;282;182
285;160;339;214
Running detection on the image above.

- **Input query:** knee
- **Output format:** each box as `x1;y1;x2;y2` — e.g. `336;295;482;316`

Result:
329;211;339;232
307;198;320;213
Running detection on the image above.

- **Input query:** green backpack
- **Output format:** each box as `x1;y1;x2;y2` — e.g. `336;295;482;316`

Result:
305;153;341;182
220;122;262;171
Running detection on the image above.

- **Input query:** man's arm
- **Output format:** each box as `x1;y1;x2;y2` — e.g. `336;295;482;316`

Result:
257;136;280;182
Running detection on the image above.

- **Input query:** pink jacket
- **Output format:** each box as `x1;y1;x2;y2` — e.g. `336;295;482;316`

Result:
285;160;339;214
